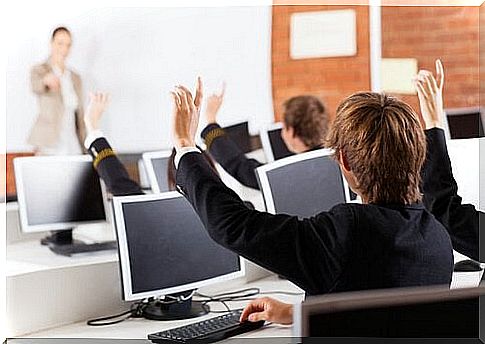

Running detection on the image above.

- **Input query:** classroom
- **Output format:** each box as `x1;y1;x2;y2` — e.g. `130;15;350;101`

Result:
3;1;484;342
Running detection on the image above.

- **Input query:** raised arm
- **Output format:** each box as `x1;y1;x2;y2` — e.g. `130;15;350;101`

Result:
201;84;262;189
31;65;60;95
172;81;350;295
415;60;482;261
84;92;143;196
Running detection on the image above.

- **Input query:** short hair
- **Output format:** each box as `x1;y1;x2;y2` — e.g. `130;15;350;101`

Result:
283;95;328;148
326;92;426;205
51;27;71;40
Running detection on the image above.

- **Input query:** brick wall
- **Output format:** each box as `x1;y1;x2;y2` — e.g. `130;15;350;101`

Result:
480;3;485;107
381;6;479;112
271;5;479;120
271;5;371;122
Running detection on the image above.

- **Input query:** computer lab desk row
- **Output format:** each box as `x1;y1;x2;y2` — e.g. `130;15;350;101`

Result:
7;232;483;341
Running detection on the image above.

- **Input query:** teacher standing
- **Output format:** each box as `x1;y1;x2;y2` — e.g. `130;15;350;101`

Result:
28;26;86;155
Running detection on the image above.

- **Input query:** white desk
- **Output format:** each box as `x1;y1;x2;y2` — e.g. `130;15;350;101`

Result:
25;275;303;340
14;250;483;340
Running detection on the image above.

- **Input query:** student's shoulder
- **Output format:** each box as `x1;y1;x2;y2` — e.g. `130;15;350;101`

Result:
312;203;362;224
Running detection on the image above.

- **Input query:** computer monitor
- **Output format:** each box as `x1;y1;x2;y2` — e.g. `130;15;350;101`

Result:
256;149;350;218
142;150;173;193
223;121;252;154
294;284;484;338
446;107;484;139
113;192;244;320
260;122;294;162
14;155;111;255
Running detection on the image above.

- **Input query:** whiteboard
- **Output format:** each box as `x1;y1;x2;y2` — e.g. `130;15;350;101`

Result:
6;6;274;152
290;9;357;60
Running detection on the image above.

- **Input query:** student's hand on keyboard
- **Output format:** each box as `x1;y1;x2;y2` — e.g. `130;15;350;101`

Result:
204;82;225;124
414;59;445;130
85;92;111;133
240;297;293;325
171;77;203;149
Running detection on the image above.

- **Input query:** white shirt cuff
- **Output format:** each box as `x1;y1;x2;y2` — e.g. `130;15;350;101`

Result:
174;147;201;169
84;130;104;150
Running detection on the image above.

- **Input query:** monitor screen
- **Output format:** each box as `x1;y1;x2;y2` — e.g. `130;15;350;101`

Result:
260;123;295;162
257;150;348;218
114;193;242;300
447;108;484;139
142;151;172;193
223;121;252;154
268;128;294;161
14;156;106;233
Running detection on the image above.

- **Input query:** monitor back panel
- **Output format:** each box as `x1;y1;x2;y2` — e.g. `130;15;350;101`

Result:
307;297;479;338
120;197;240;296
150;157;171;192
223;121;252;154
265;155;346;218
447;111;484;139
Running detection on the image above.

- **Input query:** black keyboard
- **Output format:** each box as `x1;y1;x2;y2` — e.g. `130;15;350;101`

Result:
48;241;118;256
148;309;265;343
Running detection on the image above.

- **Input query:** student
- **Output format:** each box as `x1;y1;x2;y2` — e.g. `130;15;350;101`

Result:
82;93;217;196
416;60;483;262
171;79;453;297
240;59;484;325
201;84;328;189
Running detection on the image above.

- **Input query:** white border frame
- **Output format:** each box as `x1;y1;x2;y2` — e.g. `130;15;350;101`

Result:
259;122;287;163
112;191;245;301
255;148;351;215
14;155;108;233
142;150;173;194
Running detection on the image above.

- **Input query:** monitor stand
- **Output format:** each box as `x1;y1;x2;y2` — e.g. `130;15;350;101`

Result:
142;290;209;321
41;229;83;246
40;229;117;257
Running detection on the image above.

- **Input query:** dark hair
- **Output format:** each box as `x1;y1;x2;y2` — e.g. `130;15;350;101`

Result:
167;147;218;191
51;27;71;40
326;92;426;205
283;95;328;148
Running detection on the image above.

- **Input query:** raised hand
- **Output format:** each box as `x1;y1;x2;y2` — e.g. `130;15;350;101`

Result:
414;59;445;130
171;77;203;149
85;92;110;133
239;297;293;325
43;73;61;92
204;82;226;124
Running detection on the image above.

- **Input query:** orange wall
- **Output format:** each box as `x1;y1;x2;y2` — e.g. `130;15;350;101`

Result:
381;6;479;112
271;5;479;119
271;5;371;122
480;3;485;106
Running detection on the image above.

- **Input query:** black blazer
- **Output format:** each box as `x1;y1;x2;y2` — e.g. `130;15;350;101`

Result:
87;137;143;196
201;123;323;190
202;123;263;189
422;128;483;262
176;152;453;295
